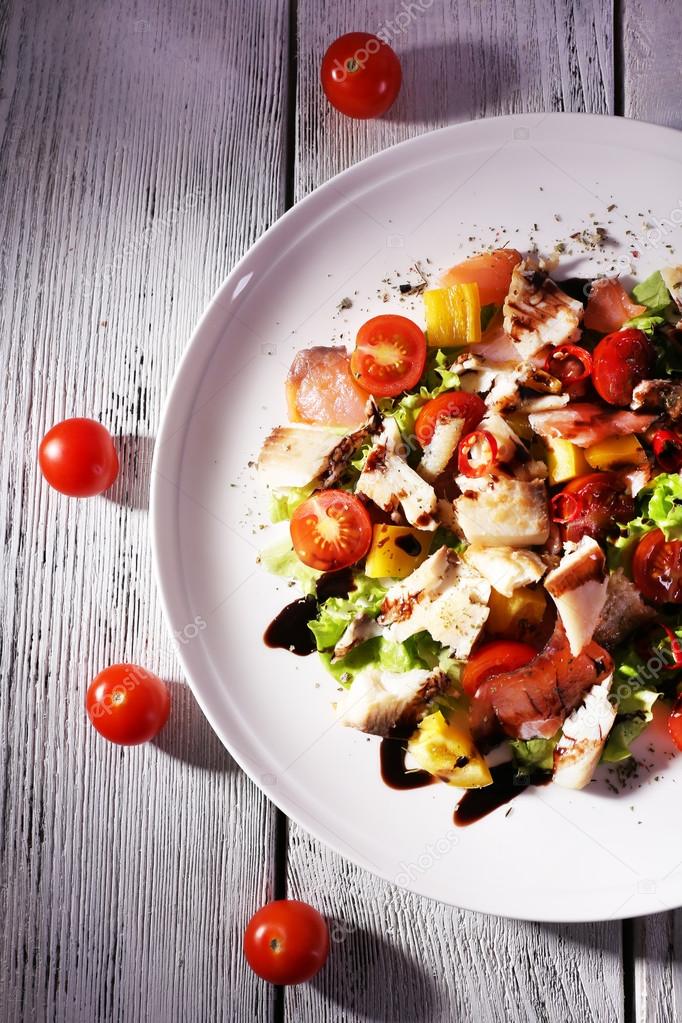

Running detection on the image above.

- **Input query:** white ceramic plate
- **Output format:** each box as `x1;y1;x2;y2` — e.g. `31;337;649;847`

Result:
151;113;682;922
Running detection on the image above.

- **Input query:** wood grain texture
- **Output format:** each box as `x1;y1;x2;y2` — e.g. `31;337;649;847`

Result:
622;4;682;1018
287;2;622;1021
0;1;287;1020
622;0;682;128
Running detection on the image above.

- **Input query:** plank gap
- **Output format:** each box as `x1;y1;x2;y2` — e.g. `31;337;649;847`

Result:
623;918;636;1023
613;0;625;116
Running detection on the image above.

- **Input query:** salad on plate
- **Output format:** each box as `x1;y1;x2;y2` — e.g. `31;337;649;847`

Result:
257;246;682;822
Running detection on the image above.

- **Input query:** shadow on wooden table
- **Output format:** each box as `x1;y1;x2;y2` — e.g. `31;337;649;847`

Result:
383;40;509;125
153;679;236;772
105;434;155;510
308;920;437;1020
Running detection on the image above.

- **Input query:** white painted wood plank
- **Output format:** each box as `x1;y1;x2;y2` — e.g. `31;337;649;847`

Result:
0;1;287;1020
622;0;682;129
622;4;682;1018
287;2;622;1021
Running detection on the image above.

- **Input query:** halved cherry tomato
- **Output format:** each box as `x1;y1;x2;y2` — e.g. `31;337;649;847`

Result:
39;417;119;497
86;664;170;745
414;391;486;447
591;328;655;406
462;641;537;698
560;471;635;544
290;490;372;571
668;694;682;752
458;430;498;477
244;900;329;985
351;315;426;397
321;33;401;119
633;528;682;605
652;429;682;473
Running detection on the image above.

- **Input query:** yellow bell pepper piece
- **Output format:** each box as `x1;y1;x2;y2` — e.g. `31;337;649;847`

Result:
423;283;481;347
486;587;546;641
408;710;492;788
365;524;431;580
584;435;648;471
544;438;590;485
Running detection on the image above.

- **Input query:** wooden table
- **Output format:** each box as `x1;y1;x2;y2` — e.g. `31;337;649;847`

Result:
1;1;681;1019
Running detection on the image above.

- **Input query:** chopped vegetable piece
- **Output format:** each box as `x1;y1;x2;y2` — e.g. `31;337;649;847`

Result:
414;391;485;447
365;524;431;579
486;587;547;641
545;344;593;386
584;435;648;471
461;640;537;697
458;430;498;477
632;528;682;605
550;492;581;524
544;438;591;484
407;710;492;788
424;283;481;348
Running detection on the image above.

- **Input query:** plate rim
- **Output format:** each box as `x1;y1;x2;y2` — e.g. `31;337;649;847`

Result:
150;112;682;922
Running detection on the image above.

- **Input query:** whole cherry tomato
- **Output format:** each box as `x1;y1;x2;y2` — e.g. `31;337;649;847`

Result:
86;664;170;745
321;33;401;119
39;417;119;496
244;900;329;985
560;472;634;544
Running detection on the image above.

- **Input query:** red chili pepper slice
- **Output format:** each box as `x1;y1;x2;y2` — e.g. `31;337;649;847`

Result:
661;624;682;670
458;430;498;478
545;344;593;386
550;492;582;524
652;430;682;473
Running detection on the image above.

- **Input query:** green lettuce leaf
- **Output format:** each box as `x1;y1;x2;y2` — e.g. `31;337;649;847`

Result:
258;537;321;595
268;484;315;523
608;473;682;569
603;687;659;762
321;630;461;688
308;575;387;651
631;270;675;314
509;736;558;774
379;348;461;441
625;271;676;337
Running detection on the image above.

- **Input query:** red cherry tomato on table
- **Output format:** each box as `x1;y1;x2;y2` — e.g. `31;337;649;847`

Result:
321;33;401;119
462;641;537;698
39;417;119;496
559;472;635;545
414;391;486;447
591;329;655;406
668;695;682;752
86;664;170;745
290;490;372;571
632;528;682;605
350;315;426;398
244;900;329;985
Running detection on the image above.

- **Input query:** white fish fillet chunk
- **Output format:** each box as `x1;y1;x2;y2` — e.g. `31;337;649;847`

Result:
336;666;446;736
503;261;583;359
357;422;439;530
378;547;490;657
418;417;464;483
463;545;546;597
455;477;549;547
553;674;616;790
258;425;348;489
544;537;608;655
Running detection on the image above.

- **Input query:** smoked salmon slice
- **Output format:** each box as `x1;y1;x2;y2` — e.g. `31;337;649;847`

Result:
286;346;370;428
442;249;522;308
584;278;646;333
